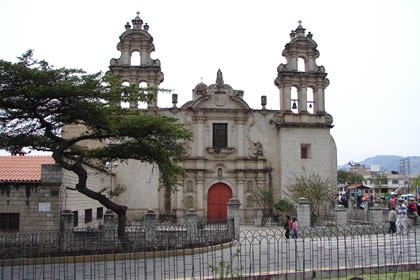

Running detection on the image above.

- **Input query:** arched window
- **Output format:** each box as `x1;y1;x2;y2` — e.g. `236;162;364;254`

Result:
131;51;141;66
307;87;314;114
297;57;305;72
217;168;223;177
121;81;130;109
138;81;148;109
291;87;298;113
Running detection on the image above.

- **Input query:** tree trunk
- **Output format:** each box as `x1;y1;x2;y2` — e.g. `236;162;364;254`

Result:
53;152;128;240
164;189;171;216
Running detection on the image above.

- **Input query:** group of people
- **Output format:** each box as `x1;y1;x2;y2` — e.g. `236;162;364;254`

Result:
387;196;419;234
283;215;298;239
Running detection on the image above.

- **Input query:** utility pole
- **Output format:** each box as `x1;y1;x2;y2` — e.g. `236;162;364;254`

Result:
400;158;411;194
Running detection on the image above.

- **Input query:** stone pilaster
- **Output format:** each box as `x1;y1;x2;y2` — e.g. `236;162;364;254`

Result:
228;198;241;240
334;204;347;226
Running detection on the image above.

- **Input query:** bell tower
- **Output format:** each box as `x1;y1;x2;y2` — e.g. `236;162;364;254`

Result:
109;12;164;109
273;21;332;128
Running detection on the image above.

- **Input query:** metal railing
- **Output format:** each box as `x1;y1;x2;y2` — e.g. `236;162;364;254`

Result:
0;222;419;279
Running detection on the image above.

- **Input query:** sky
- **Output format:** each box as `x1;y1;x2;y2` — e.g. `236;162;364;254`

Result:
1;0;420;166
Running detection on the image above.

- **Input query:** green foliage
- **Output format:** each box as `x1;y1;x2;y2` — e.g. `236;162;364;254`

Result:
273;199;294;214
286;169;333;223
253;185;274;219
369;172;388;186
0;51;192;232
209;249;243;280
337;169;364;185
99;184;127;198
413;175;420;187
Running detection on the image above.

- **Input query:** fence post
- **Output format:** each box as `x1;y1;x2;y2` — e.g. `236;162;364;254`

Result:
297;198;311;227
60;209;73;251
144;208;157;244
227;198;241;240
370;203;384;224
103;210;116;244
185;208;198;243
335;204;348;225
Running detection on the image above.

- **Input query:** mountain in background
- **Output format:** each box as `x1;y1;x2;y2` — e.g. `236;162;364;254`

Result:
338;155;420;175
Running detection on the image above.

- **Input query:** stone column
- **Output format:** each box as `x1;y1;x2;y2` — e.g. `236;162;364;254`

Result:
281;86;291;111
335;205;347;226
297;198;311;227
195;118;205;157
236;179;245;219
129;82;138;110
121;48;130;65
60;210;73;251
147;81;158;109
316;87;325;113
298;87;307;113
227;198;241;240
144;208;157;243
185;208;198;243
196;178;204;213
236;122;245;157
175;178;184;217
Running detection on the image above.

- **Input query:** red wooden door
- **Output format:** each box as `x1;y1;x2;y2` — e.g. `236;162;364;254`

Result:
207;183;232;222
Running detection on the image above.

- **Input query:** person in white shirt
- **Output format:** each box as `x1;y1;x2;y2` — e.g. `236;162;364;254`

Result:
396;199;407;233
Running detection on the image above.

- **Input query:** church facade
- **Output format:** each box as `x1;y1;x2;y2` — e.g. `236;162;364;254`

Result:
109;14;337;222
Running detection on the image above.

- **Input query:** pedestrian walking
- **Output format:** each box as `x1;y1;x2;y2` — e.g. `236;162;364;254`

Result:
407;197;418;227
284;215;291;239
387;206;397;234
291;217;298;239
396;199;407;233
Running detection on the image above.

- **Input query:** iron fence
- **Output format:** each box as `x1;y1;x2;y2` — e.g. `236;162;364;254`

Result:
0;218;234;260
0;222;419;279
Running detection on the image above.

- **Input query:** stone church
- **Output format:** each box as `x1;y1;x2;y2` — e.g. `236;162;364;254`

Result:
108;14;337;222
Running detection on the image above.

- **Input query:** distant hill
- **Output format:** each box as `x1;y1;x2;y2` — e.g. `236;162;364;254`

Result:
338;155;420;175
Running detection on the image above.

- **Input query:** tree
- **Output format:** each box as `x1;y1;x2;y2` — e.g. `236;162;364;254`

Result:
0;51;192;238
253;185;274;225
413;175;420;188
369;172;388;186
273;199;294;218
337;169;364;185
286;169;333;224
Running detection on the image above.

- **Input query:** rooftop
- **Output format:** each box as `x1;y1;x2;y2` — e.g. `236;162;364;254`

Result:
0;156;55;183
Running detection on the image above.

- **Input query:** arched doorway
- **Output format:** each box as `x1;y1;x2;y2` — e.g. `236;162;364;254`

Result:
207;183;232;222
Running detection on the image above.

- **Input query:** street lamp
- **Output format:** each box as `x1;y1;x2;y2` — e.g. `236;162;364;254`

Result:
106;162;118;199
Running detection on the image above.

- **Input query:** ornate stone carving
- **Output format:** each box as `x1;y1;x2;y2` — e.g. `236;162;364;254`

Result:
277;63;287;72
325;114;333;125
248;141;264;157
216;69;224;85
183;141;192;157
271;112;284;125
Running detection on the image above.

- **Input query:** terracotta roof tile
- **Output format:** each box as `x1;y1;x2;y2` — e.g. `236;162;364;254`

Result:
0;156;55;183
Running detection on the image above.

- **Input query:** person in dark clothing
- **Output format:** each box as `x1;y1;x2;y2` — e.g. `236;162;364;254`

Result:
284;215;291;239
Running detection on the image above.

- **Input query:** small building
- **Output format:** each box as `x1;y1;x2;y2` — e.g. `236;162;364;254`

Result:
0;155;111;231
